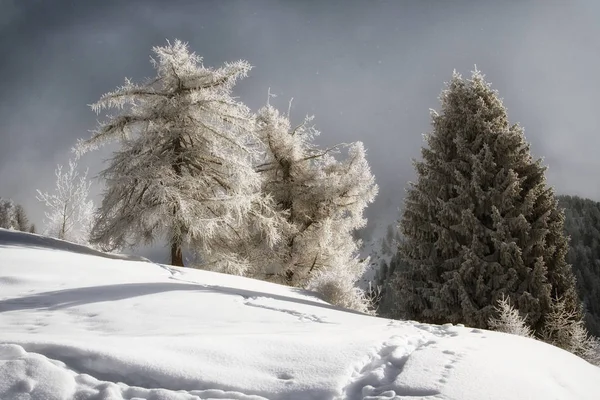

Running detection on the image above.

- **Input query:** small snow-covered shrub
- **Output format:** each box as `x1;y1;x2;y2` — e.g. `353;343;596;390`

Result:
541;297;599;365
307;263;371;314
488;295;533;338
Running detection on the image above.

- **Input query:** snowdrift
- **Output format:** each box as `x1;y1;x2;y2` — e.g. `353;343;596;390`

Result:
1;229;599;400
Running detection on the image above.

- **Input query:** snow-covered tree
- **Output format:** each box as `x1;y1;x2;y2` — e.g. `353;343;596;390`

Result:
252;104;378;311
488;295;533;338
0;199;17;230
585;338;600;366
541;296;598;363
488;296;599;365
0;199;33;232
14;205;29;232
391;70;581;336
76;40;278;267
36;159;94;243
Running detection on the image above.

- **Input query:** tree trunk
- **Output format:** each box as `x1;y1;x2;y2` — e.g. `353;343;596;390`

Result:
170;137;185;267
171;239;184;267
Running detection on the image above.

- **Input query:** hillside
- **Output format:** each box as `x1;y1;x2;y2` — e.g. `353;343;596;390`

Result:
1;229;599;400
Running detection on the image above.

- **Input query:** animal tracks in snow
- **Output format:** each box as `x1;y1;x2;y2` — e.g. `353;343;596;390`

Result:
340;325;469;400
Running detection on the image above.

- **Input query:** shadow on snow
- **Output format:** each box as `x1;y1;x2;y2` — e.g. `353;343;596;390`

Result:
0;228;148;262
0;281;366;316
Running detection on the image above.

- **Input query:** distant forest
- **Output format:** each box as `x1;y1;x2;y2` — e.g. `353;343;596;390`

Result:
559;195;600;336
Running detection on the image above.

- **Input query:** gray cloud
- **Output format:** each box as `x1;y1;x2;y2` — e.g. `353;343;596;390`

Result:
1;0;599;240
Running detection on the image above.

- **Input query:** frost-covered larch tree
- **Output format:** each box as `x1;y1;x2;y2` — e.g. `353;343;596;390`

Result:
253;104;378;311
76;40;278;267
36;159;94;243
392;70;581;335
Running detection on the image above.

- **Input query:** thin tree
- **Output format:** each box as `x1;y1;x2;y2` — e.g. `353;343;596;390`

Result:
36;159;94;243
76;40;277;266
392;70;581;336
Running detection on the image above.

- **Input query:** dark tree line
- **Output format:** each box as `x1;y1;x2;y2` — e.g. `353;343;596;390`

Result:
558;195;600;336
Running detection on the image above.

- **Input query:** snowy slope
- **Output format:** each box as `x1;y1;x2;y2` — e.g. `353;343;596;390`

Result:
1;229;599;400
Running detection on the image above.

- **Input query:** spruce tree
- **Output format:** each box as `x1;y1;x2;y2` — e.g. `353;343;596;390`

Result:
0;199;30;232
0;199;14;229
14;205;29;232
393;70;580;334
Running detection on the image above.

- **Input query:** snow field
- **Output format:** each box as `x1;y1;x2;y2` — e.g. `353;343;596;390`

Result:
1;230;599;399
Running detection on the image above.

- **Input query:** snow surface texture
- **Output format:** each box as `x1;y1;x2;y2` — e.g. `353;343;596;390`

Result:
1;229;599;400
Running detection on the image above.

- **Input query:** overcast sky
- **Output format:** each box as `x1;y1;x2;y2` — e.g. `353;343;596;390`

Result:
1;0;599;259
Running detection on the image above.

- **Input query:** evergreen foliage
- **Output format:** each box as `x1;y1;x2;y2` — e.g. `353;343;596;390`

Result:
391;70;580;336
367;223;408;316
14;205;29;232
0;199;32;233
557;194;600;336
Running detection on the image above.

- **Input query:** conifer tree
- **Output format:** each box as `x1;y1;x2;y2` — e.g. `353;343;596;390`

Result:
14;205;29;232
541;296;597;360
488;296;533;338
0;199;16;230
76;40;278;267
252;104;378;311
0;199;31;232
373;244;410;317
392;70;580;335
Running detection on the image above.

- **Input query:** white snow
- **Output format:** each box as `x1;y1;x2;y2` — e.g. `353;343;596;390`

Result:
1;228;599;400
